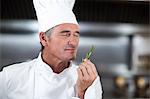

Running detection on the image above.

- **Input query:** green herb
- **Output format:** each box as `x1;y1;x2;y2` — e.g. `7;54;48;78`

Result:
82;45;95;61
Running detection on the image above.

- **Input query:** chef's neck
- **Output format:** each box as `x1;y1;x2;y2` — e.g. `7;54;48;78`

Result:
41;52;70;74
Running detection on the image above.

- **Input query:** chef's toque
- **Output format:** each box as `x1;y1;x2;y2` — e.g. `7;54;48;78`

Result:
33;0;78;32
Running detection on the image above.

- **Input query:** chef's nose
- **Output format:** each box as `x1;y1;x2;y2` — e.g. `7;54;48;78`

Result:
68;34;79;45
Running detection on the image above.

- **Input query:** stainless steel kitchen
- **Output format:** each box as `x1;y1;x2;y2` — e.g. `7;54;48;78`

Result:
0;0;149;99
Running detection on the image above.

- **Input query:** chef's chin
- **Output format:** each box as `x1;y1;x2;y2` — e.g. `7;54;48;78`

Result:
70;56;76;61
67;54;76;61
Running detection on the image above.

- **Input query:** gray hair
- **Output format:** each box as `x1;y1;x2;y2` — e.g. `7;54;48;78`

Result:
45;27;54;37
41;27;54;51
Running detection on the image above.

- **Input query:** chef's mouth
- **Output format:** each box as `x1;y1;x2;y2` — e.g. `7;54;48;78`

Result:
64;48;76;52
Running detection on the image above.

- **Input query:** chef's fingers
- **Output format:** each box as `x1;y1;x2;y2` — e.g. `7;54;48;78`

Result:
81;62;94;76
77;67;83;79
86;60;98;76
79;64;89;78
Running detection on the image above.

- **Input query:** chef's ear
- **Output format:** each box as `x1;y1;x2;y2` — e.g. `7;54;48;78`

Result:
39;32;48;47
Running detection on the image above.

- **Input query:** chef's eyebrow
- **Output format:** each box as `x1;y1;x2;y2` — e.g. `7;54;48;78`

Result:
75;31;80;34
60;30;80;34
60;30;70;33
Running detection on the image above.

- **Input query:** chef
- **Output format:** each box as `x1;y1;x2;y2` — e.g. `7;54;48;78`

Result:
0;0;103;99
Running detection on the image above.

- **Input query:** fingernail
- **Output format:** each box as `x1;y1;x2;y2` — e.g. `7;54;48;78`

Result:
83;58;88;62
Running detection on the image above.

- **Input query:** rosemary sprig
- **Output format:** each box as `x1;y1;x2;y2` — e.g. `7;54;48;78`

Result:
82;46;95;62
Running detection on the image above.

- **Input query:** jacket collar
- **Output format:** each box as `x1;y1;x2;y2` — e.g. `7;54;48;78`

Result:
35;52;73;77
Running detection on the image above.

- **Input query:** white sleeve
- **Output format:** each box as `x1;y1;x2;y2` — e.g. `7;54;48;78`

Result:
0;69;7;99
84;76;103;99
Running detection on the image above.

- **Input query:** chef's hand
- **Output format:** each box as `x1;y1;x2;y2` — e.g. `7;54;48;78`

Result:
76;59;98;99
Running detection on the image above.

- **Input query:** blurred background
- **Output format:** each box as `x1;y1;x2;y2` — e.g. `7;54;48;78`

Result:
0;0;150;98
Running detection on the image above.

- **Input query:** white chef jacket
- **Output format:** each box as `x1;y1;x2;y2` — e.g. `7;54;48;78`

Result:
0;53;102;99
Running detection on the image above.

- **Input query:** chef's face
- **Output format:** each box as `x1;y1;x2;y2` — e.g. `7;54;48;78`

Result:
42;23;80;61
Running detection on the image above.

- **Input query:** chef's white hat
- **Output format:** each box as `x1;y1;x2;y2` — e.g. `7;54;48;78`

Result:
33;0;78;32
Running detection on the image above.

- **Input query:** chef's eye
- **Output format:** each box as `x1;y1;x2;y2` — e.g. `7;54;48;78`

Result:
74;33;80;37
60;30;71;37
61;32;71;37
